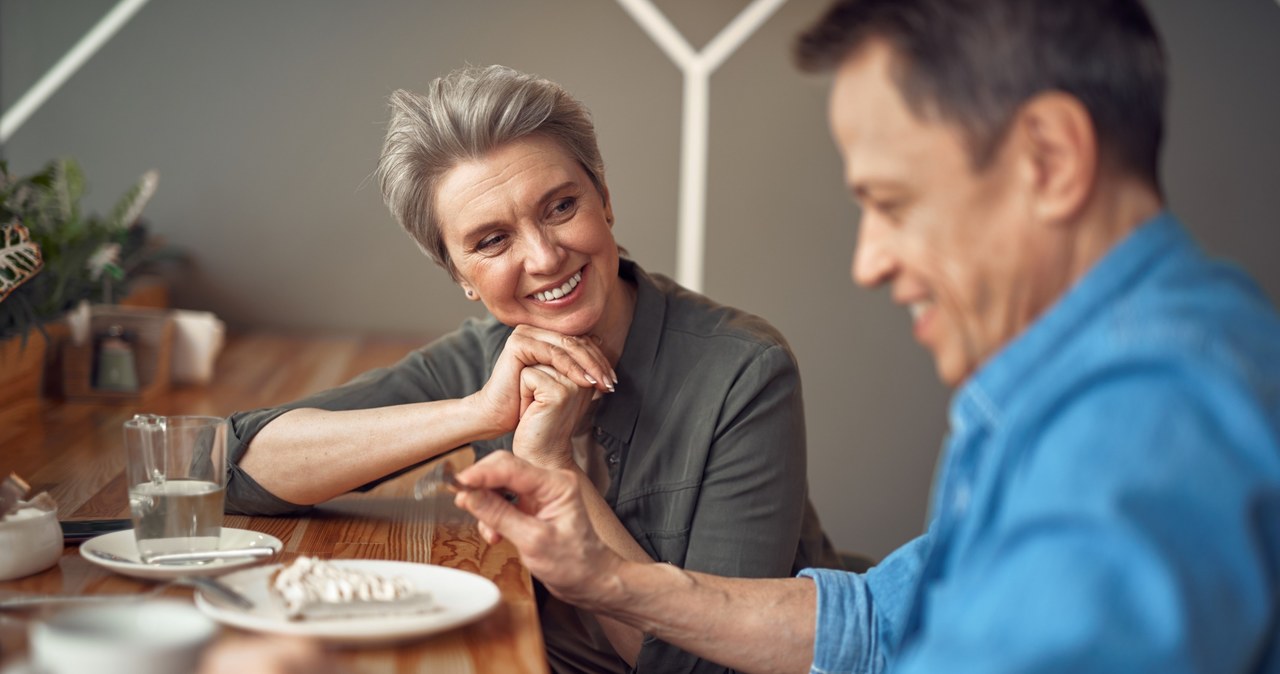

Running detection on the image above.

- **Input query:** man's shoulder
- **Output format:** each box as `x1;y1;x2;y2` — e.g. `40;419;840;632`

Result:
1089;246;1280;385
997;243;1280;470
1009;256;1280;479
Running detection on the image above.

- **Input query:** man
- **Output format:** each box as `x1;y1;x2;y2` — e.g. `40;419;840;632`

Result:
455;0;1280;672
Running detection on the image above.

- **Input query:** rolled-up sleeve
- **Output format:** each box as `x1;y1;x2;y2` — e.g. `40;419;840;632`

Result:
225;407;308;515
799;534;929;674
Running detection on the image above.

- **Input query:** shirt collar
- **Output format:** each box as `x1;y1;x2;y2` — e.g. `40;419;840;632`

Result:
594;258;664;446
951;210;1187;432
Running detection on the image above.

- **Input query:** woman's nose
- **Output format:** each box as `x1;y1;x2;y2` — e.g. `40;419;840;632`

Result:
523;229;566;275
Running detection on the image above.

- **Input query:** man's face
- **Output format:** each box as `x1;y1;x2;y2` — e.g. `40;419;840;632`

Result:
830;40;1067;387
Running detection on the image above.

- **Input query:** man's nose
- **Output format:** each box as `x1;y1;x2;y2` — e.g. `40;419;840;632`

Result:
851;217;895;288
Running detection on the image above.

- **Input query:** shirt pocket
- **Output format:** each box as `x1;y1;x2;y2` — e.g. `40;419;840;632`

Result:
613;485;699;566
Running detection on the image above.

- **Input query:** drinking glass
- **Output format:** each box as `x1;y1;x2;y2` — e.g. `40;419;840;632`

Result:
123;414;227;563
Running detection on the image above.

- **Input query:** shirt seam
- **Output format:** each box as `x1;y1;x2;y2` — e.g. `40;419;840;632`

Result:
613;479;701;507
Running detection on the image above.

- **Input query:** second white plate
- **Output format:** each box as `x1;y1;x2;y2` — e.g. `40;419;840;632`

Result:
80;528;283;580
194;560;501;645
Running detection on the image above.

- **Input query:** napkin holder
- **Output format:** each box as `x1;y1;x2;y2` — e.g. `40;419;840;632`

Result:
61;305;174;401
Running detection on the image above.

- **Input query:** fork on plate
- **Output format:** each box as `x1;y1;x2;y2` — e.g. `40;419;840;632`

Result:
0;575;253;612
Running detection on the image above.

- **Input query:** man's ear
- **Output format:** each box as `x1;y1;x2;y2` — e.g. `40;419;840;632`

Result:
1013;92;1097;225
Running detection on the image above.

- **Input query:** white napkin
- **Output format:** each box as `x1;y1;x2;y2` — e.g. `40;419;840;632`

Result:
170;310;225;384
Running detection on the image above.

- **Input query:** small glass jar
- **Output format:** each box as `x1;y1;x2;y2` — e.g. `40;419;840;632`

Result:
94;324;139;392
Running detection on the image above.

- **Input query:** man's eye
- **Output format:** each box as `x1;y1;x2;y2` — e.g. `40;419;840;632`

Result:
871;201;902;221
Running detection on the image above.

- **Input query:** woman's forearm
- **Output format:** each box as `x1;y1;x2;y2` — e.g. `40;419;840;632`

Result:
237;396;499;505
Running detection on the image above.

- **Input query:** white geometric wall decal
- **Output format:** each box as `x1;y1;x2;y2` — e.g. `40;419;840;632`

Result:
615;0;789;292
0;0;152;144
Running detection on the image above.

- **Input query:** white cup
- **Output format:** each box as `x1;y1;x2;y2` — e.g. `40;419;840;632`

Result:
170;310;225;385
29;600;217;674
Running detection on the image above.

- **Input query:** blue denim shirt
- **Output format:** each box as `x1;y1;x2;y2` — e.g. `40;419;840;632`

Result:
800;212;1280;674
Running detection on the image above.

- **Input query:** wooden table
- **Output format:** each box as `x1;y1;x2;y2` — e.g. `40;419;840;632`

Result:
0;332;548;673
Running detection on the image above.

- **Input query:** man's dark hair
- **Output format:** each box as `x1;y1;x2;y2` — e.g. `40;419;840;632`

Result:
795;0;1166;188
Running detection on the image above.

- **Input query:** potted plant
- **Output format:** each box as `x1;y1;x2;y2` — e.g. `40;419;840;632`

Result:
0;158;160;408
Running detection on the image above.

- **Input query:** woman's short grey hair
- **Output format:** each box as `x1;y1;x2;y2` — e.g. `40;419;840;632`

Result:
377;65;607;280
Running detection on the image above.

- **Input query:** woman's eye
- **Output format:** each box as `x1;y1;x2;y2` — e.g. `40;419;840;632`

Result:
476;234;507;251
549;197;576;218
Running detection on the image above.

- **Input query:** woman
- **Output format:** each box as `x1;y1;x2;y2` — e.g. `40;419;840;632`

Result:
227;65;838;673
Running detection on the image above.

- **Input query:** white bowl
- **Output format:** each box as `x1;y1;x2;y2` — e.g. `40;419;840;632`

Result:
0;505;62;581
30;599;218;674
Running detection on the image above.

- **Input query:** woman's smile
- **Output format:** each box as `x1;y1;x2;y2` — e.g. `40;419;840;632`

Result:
529;266;586;304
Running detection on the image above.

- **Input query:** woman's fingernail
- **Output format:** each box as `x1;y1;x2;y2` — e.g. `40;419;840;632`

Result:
585;374;598;385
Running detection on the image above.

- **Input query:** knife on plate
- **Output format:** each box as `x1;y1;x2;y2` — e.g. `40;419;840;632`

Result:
146;547;277;565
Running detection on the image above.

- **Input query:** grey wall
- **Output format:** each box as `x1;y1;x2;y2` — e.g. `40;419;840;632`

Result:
4;0;1278;560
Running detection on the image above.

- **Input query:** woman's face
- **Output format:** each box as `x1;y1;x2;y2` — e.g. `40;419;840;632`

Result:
435;134;620;337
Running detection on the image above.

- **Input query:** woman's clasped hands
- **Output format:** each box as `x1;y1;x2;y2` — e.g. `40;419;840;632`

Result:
514;363;597;469
467;324;615;466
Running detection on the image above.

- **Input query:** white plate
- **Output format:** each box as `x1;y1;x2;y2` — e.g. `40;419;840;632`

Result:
194;560;500;645
80;528;283;580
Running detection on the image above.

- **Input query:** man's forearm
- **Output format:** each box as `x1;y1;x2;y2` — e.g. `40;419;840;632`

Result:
575;473;653;664
588;561;817;674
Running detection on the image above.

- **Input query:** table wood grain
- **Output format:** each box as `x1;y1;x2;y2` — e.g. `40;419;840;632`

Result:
0;332;548;673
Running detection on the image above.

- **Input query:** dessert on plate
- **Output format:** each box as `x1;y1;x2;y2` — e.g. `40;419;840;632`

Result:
270;556;440;620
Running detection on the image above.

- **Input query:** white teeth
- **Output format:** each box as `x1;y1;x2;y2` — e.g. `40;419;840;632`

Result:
533;271;582;302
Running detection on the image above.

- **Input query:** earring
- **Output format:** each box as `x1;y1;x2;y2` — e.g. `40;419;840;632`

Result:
464;289;475;299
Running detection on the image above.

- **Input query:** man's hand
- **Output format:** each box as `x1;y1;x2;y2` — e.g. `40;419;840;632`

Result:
454;452;623;610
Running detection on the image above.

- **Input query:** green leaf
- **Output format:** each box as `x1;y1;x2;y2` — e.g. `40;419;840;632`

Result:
0;158;165;342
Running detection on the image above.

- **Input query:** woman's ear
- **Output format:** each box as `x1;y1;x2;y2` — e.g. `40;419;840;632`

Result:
599;183;615;226
460;283;479;301
1014;92;1097;225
